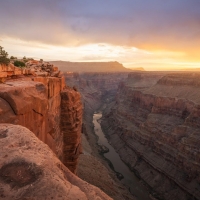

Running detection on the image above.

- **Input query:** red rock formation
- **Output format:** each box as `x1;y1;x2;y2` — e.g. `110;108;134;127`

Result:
0;124;112;200
0;77;64;159
61;87;83;173
0;62;82;172
101;72;200;200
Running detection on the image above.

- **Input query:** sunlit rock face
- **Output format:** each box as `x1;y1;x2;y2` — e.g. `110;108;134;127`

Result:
0;70;82;173
61;87;83;173
0;124;112;200
101;72;200;200
0;77;64;160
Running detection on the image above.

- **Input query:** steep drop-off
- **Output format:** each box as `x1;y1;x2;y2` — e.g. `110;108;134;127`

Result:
65;72;135;200
0;75;82;173
101;72;200;200
0;63;114;199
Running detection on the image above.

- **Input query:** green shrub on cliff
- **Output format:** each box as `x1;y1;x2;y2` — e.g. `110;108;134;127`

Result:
0;46;10;65
14;60;25;68
10;56;17;59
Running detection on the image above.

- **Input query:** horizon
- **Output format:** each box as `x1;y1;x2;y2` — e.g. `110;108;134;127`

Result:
0;0;200;71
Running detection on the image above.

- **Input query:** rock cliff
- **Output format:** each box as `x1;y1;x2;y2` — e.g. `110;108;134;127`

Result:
0;62;111;199
0;61;83;172
101;72;200;200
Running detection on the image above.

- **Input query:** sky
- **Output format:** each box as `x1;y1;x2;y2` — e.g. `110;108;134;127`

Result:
0;0;200;71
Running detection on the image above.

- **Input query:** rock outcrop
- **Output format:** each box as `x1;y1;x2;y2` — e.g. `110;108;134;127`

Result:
0;61;82;172
101;72;200;200
0;60;61;83
61;87;83;173
0;124;111;200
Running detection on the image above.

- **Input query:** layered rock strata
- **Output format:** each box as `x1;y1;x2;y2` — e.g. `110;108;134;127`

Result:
101;72;200;200
61;87;83;173
0;124;111;200
0;61;82;173
65;72;135;199
0;77;64;160
0;60;60;83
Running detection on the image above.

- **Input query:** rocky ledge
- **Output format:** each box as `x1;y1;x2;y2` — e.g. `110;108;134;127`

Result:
0;124;111;200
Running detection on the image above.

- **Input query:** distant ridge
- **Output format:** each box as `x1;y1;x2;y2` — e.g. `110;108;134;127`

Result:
49;61;132;72
180;68;200;71
130;67;145;71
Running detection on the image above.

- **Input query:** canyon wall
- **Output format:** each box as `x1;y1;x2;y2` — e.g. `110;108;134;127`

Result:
101;72;200;200
0;63;112;199
65;72;129;111
0;63;82;172
61;86;83;173
64;72;135;200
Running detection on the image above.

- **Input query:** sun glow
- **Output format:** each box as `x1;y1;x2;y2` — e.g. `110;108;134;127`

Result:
1;37;200;71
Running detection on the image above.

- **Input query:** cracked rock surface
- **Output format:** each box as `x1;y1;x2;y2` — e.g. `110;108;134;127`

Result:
0;124;112;200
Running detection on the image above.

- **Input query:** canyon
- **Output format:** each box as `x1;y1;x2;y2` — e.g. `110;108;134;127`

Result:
101;72;200;200
65;71;200;200
1;60;200;200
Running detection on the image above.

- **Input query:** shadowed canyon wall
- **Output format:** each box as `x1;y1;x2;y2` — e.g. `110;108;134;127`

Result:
101;72;200;200
65;71;200;200
65;72;136;200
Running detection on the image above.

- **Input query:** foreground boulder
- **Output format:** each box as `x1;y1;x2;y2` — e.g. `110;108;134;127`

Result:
0;124;112;200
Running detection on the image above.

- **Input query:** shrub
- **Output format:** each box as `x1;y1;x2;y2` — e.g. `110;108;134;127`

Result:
10;56;17;59
14;60;25;68
0;46;10;65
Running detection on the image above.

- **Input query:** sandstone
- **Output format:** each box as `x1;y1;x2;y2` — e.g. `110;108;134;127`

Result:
0;63;119;199
13;67;22;75
0;72;7;78
61;87;83;173
35;71;49;77
0;74;84;174
0;124;111;200
51;70;60;77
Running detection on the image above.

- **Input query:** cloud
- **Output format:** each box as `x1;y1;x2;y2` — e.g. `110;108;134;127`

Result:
0;0;200;60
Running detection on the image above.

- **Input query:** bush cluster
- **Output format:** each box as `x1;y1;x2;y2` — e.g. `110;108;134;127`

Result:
14;60;25;68
0;46;10;65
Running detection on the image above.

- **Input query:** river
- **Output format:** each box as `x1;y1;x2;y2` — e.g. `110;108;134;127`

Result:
93;113;151;200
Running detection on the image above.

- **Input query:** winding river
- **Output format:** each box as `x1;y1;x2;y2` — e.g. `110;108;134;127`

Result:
93;113;151;200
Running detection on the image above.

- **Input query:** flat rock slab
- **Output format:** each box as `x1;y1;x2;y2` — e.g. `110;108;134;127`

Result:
0;124;112;200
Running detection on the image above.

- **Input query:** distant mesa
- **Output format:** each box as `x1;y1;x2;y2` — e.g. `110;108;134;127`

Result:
180;68;200;71
49;61;132;72
129;67;145;71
